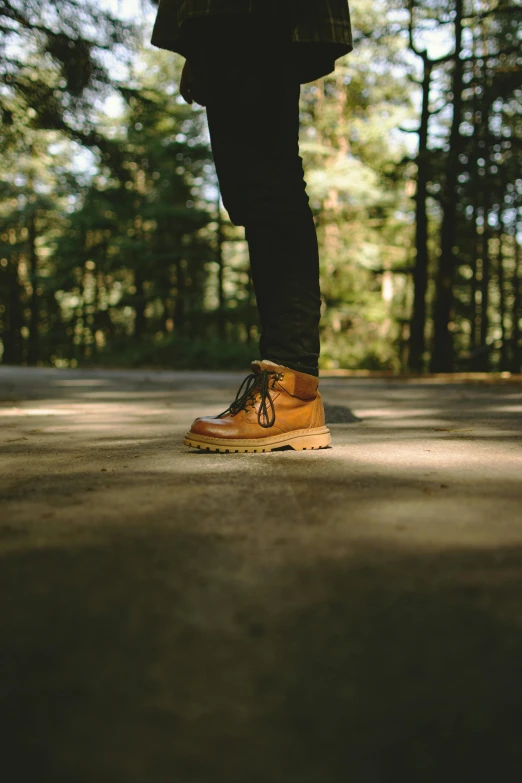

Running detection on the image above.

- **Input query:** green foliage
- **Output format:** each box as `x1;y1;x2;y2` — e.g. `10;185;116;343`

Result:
0;0;135;145
0;0;520;373
86;334;256;371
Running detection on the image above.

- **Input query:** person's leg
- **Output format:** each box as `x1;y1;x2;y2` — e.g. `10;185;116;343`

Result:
195;15;322;376
182;16;330;452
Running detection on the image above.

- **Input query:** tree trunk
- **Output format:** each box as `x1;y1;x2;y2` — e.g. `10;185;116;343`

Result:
430;0;464;372
469;35;481;357
27;204;39;365
478;200;490;371
470;202;479;354
497;211;508;370
2;253;25;364
512;226;521;373
174;257;186;332
134;269;146;340
133;211;146;340
409;57;432;372
216;190;226;340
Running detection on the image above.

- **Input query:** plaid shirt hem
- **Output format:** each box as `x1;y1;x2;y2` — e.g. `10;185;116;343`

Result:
151;1;353;70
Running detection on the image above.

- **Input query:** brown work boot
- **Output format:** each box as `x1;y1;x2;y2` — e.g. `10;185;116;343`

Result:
184;360;331;453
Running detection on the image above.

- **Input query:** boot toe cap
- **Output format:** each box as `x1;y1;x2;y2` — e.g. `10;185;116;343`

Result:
190;416;229;438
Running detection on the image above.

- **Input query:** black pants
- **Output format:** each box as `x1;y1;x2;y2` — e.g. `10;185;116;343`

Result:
190;15;322;377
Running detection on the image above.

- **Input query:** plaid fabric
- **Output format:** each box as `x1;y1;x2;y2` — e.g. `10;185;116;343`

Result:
151;1;352;60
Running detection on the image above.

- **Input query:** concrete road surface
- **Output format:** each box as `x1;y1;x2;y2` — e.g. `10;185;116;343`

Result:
1;367;522;782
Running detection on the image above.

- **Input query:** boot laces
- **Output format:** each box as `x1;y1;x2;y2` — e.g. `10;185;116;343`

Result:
218;369;283;428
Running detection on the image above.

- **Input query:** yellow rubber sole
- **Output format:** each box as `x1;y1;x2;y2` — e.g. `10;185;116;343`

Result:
184;426;332;453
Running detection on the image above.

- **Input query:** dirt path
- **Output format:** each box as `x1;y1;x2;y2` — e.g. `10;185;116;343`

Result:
1;367;522;781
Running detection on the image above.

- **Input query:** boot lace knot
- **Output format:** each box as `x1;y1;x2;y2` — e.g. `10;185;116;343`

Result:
218;369;284;429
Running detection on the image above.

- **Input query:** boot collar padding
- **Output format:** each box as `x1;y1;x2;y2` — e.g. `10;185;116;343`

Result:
251;360;318;400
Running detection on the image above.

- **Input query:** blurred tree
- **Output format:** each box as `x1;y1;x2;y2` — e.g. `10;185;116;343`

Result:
423;0;522;371
1;0;520;372
0;129;72;364
300;0;415;370
0;0;136;147
402;0;454;372
393;0;521;373
51;50;215;363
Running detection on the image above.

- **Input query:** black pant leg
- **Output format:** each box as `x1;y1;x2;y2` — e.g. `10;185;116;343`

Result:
194;16;322;376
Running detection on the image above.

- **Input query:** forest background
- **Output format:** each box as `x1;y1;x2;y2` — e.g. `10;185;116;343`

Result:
0;0;520;373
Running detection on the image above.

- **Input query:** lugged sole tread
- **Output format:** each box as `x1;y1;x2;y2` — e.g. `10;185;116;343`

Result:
183;425;331;453
184;439;331;454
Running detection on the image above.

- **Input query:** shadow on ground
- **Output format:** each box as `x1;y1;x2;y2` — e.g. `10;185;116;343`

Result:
1;529;522;783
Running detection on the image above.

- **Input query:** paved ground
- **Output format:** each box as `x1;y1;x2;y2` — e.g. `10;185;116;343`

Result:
1;366;522;782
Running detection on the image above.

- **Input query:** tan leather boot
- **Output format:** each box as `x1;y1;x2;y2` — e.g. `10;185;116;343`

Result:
184;360;331;453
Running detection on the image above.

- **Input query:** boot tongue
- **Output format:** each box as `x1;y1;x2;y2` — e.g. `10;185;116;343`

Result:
251;360;318;399
250;359;298;397
251;359;284;375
